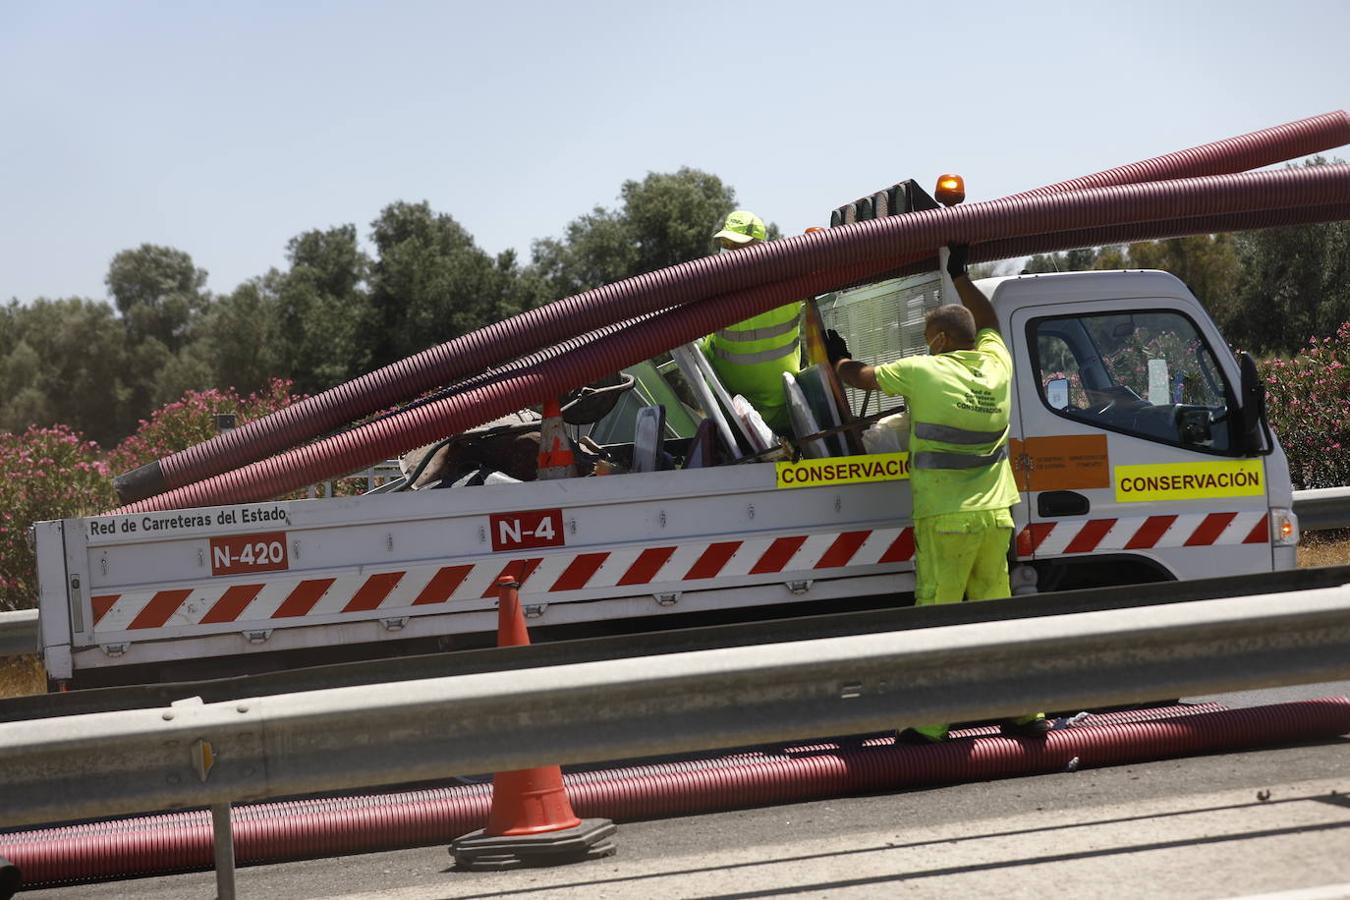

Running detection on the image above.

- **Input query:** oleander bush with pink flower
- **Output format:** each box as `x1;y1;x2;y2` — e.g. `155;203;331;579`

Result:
0;380;303;611
0;425;116;611
1261;321;1350;491
102;378;299;476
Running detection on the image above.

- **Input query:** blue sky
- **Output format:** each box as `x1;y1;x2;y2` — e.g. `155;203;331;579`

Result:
3;0;1349;302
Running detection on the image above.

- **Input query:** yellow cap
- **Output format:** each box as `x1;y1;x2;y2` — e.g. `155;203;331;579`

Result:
713;210;767;245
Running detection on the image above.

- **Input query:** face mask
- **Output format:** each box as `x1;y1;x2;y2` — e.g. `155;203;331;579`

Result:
926;333;945;355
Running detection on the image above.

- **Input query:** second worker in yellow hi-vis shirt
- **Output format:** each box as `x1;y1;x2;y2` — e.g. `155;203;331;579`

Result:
834;245;1051;744
704;210;801;433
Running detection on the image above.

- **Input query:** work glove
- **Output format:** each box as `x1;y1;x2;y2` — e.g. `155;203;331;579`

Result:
946;243;969;281
825;329;851;365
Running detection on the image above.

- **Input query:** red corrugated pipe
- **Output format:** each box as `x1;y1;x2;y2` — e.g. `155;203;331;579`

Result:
326;198;1350;434
112;111;1350;505
1008;110;1350;198
113;164;1350;513
0;703;1228;854
884;201;1350;283
3;698;1345;888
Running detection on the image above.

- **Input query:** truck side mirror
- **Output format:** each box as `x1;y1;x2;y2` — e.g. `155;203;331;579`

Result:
1237;352;1268;454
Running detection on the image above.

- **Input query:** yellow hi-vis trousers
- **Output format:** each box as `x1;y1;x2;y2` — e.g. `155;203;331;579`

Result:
914;508;1015;605
906;507;1041;741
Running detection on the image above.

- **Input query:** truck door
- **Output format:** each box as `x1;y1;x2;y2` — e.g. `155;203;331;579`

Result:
1010;300;1272;587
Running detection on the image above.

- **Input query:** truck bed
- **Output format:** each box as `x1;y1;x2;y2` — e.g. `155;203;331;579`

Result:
38;462;915;686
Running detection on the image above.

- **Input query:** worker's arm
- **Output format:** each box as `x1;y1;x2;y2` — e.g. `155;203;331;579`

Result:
948;245;999;334
835;358;880;392
826;329;881;391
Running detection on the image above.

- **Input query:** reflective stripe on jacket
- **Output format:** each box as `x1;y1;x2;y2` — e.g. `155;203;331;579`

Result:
705;301;803;430
910;421;1009;471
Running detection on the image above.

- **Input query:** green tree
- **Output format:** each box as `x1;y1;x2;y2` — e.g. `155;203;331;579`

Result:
623;169;749;273
104;244;212;422
526;167;766;303
1126;235;1241;331
271;225;373;393
528;206;636;301
150;345;217;408
191;277;279;395
182;225;376;396
1228;188;1350;354
1093;245;1129;270
105;244;209;352
0;298;132;445
366;202;519;369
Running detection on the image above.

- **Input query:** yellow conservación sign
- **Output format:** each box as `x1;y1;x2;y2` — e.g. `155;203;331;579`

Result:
775;453;910;490
1113;459;1266;503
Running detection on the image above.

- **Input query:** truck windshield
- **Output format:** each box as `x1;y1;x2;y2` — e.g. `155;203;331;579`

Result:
1030;310;1236;454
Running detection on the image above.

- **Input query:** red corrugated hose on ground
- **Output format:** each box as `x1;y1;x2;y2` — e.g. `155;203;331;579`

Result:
2;699;1346;888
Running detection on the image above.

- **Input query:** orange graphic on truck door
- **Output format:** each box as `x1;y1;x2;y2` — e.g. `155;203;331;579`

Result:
1009;434;1110;493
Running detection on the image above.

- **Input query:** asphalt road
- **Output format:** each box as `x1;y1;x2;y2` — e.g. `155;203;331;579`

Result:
23;681;1350;900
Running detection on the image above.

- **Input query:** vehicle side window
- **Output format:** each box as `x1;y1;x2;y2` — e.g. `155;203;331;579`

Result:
1029;311;1235;454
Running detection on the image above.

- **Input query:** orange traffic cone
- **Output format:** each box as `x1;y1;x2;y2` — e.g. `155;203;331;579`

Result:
536;398;578;480
450;573;616;870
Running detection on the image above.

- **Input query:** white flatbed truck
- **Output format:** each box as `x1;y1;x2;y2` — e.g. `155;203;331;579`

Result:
31;264;1299;689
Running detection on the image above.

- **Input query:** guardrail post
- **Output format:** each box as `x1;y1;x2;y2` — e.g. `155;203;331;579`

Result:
212;803;236;900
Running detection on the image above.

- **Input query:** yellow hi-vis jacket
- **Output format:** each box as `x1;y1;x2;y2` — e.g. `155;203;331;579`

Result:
873;328;1021;521
703;301;803;432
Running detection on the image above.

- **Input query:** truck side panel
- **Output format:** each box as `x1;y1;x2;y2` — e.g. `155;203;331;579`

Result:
47;464;917;680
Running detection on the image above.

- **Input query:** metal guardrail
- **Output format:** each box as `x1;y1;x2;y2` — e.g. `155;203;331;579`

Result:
304;459;405;499
2;585;1348;831
0;609;37;658
1293;486;1350;532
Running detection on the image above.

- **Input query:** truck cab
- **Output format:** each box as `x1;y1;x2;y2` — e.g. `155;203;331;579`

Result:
989;270;1293;588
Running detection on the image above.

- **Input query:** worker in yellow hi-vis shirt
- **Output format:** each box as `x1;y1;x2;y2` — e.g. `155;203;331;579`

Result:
704;210;801;432
833;245;1049;744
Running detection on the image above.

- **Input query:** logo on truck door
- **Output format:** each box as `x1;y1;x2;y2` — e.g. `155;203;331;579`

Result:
490;508;565;551
1009;435;1110;493
210;531;289;575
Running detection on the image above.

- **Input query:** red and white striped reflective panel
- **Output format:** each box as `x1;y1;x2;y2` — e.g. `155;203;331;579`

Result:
1017;511;1268;558
89;527;918;632
85;512;1272;632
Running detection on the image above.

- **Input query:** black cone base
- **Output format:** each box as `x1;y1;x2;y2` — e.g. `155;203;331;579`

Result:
450;818;617;871
0;853;19;900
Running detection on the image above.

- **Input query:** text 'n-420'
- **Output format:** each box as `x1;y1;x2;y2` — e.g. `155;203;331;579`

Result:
210;531;290;576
